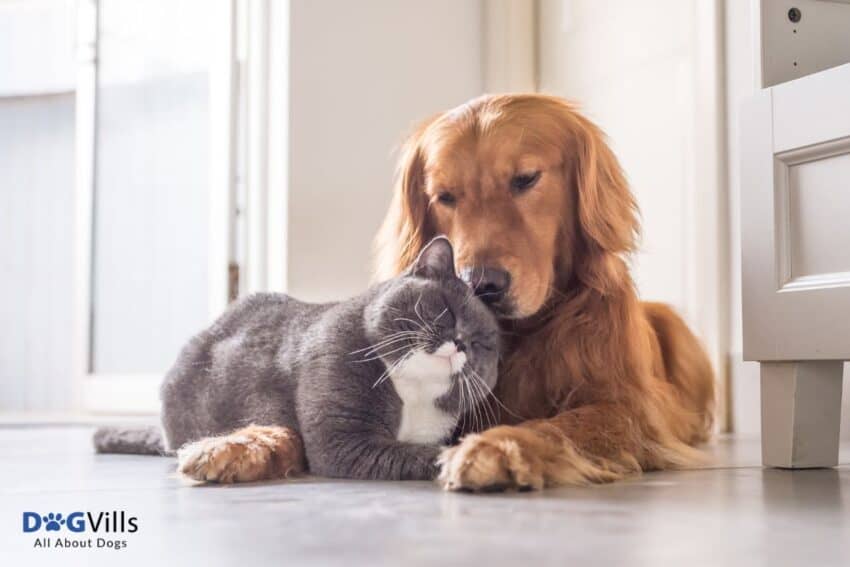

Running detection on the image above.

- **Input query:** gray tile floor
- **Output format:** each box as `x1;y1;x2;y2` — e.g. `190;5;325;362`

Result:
1;425;849;567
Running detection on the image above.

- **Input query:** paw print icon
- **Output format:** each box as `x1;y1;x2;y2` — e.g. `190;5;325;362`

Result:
42;513;65;531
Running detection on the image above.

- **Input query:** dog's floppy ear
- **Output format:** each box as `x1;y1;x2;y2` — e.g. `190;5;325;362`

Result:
571;114;639;256
548;101;639;293
374;116;439;280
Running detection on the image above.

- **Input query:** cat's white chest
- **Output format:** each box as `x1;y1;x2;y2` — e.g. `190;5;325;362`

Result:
389;346;463;444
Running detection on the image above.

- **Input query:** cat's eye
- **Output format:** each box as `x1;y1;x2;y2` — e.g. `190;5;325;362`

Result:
436;191;456;206
510;171;541;194
472;340;493;352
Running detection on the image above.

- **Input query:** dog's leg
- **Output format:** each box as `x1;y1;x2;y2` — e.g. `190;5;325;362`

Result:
438;403;707;492
177;425;305;483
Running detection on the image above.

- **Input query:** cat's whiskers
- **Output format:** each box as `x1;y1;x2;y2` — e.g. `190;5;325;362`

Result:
371;353;405;388
351;334;423;360
455;371;469;434
466;373;486;433
413;294;437;335
461;372;482;431
460;263;487;308
459;375;477;432
392;316;434;338
349;328;428;363
348;330;421;355
472;382;485;432
432;307;449;327
466;371;497;430
371;348;419;389
462;374;476;432
474;383;488;431
354;342;420;364
467;366;526;422
463;379;474;433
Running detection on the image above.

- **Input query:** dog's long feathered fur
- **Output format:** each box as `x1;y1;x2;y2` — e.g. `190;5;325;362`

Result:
375;94;715;490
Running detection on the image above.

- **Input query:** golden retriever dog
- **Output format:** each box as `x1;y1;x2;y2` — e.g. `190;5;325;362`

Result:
376;94;715;491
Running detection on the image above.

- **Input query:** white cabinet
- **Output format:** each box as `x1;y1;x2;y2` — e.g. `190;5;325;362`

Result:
741;63;850;467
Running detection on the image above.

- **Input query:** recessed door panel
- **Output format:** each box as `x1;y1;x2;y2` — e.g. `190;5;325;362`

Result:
785;150;850;284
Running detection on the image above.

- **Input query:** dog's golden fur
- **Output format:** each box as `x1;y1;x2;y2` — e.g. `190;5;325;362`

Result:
376;94;715;490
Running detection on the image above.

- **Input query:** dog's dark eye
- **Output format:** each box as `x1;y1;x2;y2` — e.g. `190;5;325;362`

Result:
511;171;541;193
436;192;457;206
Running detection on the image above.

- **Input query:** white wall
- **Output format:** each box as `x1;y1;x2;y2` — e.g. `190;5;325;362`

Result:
286;0;484;301
538;0;723;336
539;0;697;314
724;0;760;437
537;0;729;425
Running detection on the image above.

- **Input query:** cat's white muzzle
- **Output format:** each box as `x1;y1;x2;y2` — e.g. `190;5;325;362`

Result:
433;342;467;375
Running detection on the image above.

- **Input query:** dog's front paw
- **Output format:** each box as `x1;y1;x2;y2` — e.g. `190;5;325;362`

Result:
437;429;544;492
177;434;269;483
177;425;303;484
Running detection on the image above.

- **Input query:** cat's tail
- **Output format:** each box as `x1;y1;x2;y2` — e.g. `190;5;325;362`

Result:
93;425;169;456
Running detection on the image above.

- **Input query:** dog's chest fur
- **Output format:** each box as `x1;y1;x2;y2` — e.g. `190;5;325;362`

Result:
389;348;461;444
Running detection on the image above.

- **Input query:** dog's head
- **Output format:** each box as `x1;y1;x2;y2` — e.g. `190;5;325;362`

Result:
376;94;639;319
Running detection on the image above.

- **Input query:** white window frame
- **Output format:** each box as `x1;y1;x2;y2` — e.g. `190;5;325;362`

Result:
237;0;289;296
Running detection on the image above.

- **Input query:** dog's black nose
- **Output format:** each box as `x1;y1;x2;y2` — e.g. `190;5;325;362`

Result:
459;266;511;305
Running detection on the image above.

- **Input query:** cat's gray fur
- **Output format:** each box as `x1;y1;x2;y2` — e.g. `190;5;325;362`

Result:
94;237;499;481
93;425;164;455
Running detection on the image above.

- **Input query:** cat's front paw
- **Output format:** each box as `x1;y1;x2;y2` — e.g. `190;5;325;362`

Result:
177;425;304;484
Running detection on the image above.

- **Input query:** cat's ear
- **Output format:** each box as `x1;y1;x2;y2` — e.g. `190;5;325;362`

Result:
411;236;456;279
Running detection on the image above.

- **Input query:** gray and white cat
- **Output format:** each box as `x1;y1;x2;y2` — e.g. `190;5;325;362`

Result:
94;237;500;481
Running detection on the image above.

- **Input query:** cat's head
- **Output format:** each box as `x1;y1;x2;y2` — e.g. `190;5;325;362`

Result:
363;237;500;415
